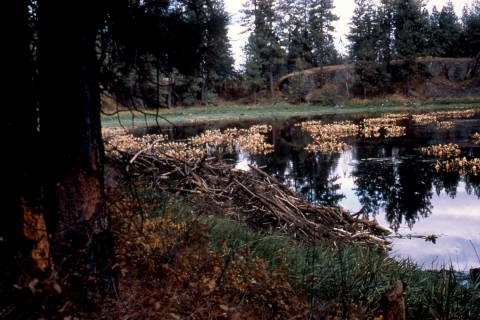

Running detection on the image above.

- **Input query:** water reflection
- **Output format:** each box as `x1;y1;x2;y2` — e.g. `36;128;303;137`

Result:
242;112;480;268
254;129;347;207
465;173;480;198
351;154;434;231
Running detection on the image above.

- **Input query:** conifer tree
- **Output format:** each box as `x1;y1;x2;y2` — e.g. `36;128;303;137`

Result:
348;0;390;98
437;1;462;57
461;0;480;58
428;6;444;56
241;0;286;100
200;0;235;104
393;0;429;97
278;0;306;73
243;35;264;104
307;0;339;87
377;0;394;63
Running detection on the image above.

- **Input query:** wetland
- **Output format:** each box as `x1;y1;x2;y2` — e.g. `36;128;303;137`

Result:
104;106;480;270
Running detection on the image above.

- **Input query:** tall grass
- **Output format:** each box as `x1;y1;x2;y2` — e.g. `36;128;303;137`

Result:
123;186;480;319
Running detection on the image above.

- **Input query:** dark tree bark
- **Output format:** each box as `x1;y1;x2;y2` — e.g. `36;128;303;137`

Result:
1;0;40;271
37;0;113;291
1;0;113;316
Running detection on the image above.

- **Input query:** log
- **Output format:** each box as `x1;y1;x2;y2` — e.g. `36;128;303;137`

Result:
247;164;298;197
380;280;406;320
352;218;391;234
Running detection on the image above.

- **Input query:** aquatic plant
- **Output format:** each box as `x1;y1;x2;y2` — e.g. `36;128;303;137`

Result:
421;143;462;159
103;124;274;161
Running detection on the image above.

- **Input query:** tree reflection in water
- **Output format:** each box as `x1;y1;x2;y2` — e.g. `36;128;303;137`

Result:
250;128;346;207
238;114;480;233
465;173;480;199
432;170;461;199
351;156;433;231
294;152;345;206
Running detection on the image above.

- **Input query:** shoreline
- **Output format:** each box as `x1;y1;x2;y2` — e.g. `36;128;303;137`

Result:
101;99;480;128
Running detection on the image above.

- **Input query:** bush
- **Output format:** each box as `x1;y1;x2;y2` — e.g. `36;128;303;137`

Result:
308;85;337;106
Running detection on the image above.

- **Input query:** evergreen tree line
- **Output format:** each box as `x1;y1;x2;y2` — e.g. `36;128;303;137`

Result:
29;0;237;109
242;0;343;103
96;0;236;108
348;0;480;98
25;0;240;124
241;0;480;102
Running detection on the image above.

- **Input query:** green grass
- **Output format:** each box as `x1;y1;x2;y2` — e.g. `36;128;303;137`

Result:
133;187;480;319
202;213;480;319
101;98;480;128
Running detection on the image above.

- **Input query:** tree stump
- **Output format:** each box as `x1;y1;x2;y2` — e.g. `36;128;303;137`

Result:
380;280;406;320
471;268;480;282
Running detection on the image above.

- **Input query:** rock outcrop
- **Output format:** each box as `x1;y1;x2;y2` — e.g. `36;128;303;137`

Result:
278;57;479;103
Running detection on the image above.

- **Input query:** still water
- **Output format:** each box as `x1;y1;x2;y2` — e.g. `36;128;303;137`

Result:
232;112;480;270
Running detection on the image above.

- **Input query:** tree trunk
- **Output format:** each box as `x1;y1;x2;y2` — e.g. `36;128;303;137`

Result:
201;77;206;104
1;1;104;316
167;78;172;109
1;0;45;283
406;75;410;98
380;280;406;320
269;66;274;100
37;0;113;297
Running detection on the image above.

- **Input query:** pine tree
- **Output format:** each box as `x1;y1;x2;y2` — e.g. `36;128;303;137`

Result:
461;0;480;58
307;0;339;87
428;6;443;56
277;0;306;73
242;0;286;100
243;35;264;104
377;0;394;63
348;0;390;98
200;0;235;104
393;0;430;97
437;1;462;57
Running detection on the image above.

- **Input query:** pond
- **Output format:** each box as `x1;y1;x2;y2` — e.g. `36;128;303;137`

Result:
139;108;480;270
227;110;480;270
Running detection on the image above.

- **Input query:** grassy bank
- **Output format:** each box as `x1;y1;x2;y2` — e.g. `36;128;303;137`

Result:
101;97;480;128
104;186;480;319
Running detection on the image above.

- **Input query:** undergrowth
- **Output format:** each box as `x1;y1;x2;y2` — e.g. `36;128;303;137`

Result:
99;184;480;319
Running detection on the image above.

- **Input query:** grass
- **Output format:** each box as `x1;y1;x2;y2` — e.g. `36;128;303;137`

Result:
203;212;480;319
101;97;480;129
107;184;480;319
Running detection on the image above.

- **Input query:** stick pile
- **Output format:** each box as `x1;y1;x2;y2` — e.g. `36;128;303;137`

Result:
117;148;392;249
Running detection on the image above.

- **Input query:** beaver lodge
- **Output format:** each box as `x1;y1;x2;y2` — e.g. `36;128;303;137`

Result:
104;127;392;251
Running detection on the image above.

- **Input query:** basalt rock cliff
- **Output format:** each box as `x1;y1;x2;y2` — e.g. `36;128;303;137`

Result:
278;56;480;104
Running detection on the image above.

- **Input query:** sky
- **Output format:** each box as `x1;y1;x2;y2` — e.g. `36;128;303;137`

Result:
225;0;474;70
